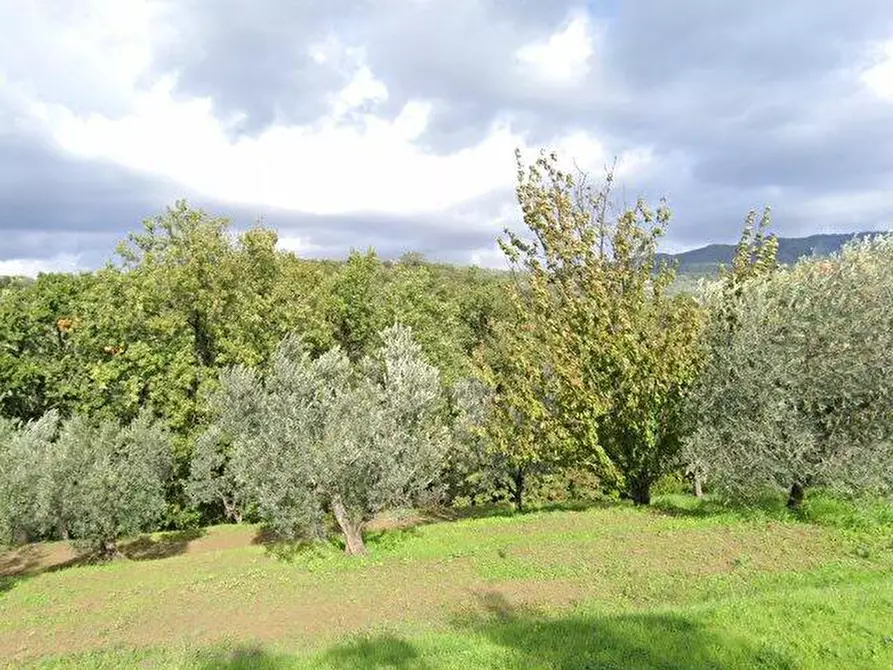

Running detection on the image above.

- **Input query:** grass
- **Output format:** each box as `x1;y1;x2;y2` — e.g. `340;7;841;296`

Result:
1;495;892;668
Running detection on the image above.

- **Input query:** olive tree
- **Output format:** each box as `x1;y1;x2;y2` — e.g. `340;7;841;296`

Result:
0;412;59;545
686;234;893;507
0;409;172;555
57;409;174;556
187;366;263;524
195;324;452;555
683;208;778;497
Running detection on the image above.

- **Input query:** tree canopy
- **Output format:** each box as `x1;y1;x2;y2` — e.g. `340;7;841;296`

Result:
2;148;891;557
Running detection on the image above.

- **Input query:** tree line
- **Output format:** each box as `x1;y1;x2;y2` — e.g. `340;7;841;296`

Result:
2;149;892;556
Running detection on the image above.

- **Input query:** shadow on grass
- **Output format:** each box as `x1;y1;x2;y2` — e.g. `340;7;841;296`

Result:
187;591;800;668
0;574;21;594
323;635;430;669
251;527;355;563
197;645;297;670
0;542;93;576
119;528;206;561
0;543;48;580
315;591;795;670
0;543;95;595
649;491;893;535
1;528;207;595
647;494;826;525
649;495;732;519
252;526;426;560
433;497;619;522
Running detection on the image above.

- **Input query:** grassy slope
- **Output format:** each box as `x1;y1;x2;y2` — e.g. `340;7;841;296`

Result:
1;496;892;669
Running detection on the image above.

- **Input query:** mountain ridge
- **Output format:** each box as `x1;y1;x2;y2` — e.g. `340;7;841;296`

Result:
659;230;888;276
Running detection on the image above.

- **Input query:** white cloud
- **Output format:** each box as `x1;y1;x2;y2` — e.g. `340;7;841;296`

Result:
29;58;643;223
516;11;595;86
306;35;389;120
9;3;552;221
34;85;529;215
469;243;510;269
862;41;893;100
276;235;323;255
0;254;83;277
329;66;389;119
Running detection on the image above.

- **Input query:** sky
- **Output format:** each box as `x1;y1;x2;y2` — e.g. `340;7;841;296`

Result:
1;0;893;275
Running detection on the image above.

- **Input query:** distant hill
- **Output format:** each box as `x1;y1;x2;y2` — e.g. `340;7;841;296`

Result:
660;231;888;277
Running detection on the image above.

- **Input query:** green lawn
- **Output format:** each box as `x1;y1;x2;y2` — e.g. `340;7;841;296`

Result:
2;496;892;669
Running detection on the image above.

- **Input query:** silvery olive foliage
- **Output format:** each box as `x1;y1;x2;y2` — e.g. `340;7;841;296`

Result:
187;365;263;524
0;411;59;545
192;324;452;554
59;410;174;555
0;409;173;554
686;234;893;504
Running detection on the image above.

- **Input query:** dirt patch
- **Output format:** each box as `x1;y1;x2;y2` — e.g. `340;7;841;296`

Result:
156;527;256;557
0;541;82;578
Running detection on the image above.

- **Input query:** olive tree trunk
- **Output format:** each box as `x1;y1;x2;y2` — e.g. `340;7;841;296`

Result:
787;481;805;510
331;494;367;556
97;537;121;560
629;476;652;505
509;467;525;512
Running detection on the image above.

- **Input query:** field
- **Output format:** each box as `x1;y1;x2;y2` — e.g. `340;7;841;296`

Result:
1;496;892;669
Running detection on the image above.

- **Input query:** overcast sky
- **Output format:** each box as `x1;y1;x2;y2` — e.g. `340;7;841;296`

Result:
2;1;893;275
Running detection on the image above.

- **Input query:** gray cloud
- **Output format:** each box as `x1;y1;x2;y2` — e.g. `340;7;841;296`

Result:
152;1;365;134
595;1;893;193
152;0;580;147
0;133;178;267
212;197;505;262
149;0;893;222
